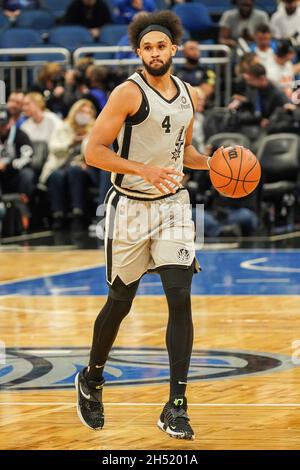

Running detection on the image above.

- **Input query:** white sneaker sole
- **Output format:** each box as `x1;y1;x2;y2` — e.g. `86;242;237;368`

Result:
157;418;195;440
75;372;103;431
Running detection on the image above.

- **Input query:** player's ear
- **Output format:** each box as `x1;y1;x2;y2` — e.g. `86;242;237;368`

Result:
136;48;142;59
171;45;178;57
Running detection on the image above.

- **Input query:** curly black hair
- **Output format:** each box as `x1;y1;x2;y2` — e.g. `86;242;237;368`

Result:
128;10;184;51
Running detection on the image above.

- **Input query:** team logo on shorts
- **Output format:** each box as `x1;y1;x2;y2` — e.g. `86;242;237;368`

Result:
177;248;190;262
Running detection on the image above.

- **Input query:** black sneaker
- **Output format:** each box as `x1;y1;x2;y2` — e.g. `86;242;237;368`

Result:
75;368;105;430
157;396;195;440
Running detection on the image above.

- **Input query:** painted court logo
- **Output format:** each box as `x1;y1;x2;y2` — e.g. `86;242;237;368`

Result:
0;347;294;391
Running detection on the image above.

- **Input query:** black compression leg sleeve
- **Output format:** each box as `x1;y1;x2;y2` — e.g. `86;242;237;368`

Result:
159;265;194;400
86;276;139;382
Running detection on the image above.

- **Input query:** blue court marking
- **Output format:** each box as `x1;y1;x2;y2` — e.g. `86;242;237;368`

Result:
0;250;300;296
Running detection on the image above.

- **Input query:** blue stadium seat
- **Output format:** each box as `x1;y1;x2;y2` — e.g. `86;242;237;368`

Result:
0;28;43;48
172;4;215;34
0;12;10;30
192;0;231;16
98;24;128;45
255;0;277;15
42;0;72;18
16;9;55;30
49;26;94;51
154;0;169;9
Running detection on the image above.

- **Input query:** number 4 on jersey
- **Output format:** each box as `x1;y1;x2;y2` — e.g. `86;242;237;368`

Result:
162;115;171;133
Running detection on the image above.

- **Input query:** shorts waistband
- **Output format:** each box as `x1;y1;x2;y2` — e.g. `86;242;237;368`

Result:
112;186;185;201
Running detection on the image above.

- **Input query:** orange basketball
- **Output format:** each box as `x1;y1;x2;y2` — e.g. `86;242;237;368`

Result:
209;146;261;198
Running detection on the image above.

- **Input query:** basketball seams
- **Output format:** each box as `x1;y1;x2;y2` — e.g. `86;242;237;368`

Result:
231;147;243;196
242;157;259;195
221;148;233;179
210;166;259;184
210;146;261;197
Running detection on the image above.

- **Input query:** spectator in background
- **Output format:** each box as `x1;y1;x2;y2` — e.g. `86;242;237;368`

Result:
1;0;40;22
176;41;216;101
7;91;26;128
0;187;5;236
267;99;300;134
192;87;206;153
264;40;300;98
43;100;97;230
31;63;69;118
113;0;156;24
270;0;300;40
21;92;63;143
60;58;107;115
230;51;261;99
236;63;289;128
85;65;108;114
63;0;111;39
0;105;35;203
251;24;277;64
219;0;269;48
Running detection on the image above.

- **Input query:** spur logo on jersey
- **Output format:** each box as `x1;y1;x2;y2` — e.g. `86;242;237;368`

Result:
0;347;294;391
176;247;191;262
171;126;185;162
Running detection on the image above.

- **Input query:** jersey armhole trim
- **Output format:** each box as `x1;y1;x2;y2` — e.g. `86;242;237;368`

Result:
182;81;195;114
125;79;150;125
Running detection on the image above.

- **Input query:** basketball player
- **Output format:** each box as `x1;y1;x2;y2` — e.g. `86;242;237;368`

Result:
75;10;212;440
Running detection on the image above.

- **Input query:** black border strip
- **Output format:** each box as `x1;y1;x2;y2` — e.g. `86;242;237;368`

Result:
106;191;120;285
115;123;132;187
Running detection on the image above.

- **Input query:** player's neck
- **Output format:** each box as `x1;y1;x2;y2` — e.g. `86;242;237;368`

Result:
142;70;174;94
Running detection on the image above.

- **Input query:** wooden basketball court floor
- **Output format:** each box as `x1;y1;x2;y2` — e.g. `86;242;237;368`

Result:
0;248;300;450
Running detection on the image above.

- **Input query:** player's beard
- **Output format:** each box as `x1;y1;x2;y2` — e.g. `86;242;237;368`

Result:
142;56;173;77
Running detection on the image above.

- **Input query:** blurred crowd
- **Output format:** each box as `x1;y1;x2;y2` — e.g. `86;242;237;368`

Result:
0;0;300;240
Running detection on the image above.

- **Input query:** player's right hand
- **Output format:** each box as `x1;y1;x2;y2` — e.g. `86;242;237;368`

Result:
140;165;184;195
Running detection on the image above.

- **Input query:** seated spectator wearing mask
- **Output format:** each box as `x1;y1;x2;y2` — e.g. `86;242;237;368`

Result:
113;0;156;24
0;105;35;204
219;0;269;48
43;99;97;230
176;41;216;101
270;0;300;40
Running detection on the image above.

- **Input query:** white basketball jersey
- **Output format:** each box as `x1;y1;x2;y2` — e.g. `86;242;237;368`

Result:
111;71;194;199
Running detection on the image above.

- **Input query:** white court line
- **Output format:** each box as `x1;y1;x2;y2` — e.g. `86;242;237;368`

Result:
0;294;19;299
1;403;300;407
0;263;103;287
0;231;53;243
236;278;290;283
50;286;90;293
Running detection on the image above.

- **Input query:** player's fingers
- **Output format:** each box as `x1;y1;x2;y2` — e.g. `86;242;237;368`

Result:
155;182;170;194
164;175;183;188
164;167;184;177
160;179;177;194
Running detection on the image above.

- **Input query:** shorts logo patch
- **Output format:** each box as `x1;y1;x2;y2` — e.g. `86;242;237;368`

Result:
176;248;190;262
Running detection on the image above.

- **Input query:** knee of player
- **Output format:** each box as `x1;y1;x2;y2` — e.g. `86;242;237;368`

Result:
165;286;191;311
